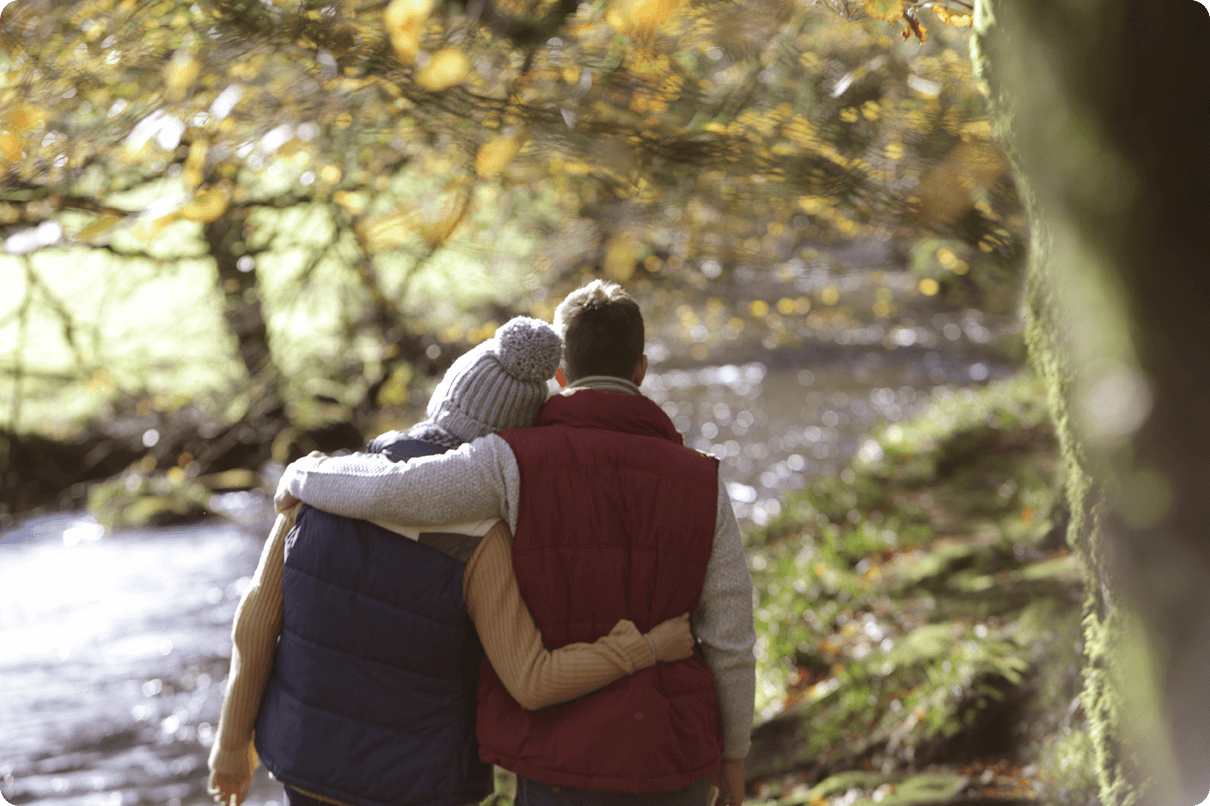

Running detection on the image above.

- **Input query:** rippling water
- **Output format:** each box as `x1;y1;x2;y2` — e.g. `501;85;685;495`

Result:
0;511;286;806
644;346;1016;525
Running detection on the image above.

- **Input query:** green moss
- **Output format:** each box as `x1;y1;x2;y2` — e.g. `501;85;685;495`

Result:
971;2;1137;799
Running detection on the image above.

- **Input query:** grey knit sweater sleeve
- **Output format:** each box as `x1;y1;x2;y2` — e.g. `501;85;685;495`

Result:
280;435;521;529
279;434;756;758
698;475;757;759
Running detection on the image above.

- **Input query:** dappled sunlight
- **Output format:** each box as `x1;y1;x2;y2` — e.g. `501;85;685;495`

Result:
0;0;1126;801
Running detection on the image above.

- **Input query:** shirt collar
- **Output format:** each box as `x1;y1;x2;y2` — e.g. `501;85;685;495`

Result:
567;375;642;396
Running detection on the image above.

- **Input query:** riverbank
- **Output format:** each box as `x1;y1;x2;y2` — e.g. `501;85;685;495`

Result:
739;373;1097;805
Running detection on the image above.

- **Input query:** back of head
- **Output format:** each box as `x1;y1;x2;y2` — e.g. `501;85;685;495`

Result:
553;280;644;382
426;316;562;442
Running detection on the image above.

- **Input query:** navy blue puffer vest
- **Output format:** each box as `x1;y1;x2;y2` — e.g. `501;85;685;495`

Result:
254;435;493;806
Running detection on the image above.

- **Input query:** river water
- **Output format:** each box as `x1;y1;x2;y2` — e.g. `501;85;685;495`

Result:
0;295;1020;805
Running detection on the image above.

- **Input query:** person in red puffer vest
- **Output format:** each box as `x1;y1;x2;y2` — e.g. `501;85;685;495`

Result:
277;281;756;806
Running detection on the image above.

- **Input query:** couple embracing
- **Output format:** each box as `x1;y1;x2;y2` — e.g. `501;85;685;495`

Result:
207;281;756;806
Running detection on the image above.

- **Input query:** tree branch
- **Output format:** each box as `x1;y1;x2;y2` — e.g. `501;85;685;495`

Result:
454;0;581;51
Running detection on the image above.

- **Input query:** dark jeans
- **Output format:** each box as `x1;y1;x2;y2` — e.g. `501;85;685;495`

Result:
515;776;711;806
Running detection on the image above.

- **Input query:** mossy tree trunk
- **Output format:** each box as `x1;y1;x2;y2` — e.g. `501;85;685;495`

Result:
971;1;1210;804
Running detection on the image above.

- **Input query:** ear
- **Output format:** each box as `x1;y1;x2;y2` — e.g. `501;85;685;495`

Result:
556;367;568;387
631;355;648;387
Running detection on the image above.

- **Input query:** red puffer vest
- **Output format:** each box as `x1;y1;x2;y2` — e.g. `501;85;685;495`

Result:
480;388;724;792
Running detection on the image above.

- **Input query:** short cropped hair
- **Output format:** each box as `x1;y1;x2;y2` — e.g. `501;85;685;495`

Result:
553;280;644;382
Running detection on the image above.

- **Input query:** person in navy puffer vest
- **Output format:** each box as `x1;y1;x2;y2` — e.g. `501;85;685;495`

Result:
208;317;696;806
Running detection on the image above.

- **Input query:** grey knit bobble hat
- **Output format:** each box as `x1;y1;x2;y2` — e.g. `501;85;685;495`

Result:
426;316;563;442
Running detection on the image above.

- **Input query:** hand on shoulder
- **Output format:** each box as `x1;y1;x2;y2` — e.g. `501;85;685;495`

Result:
273;451;328;512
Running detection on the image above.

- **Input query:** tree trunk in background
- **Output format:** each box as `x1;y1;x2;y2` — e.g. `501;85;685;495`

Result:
972;2;1210;804
201;207;288;470
204;207;283;413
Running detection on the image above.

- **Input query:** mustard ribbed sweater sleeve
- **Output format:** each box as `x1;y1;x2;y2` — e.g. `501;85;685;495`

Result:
464;523;656;710
207;505;295;790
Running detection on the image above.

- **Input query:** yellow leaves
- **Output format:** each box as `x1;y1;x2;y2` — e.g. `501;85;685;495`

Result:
840;107;859;124
918;277;940;296
0;105;45;163
5;105;48;133
749;300;769;317
73;213;123;241
885;142;905;161
607;0;685;37
319;164;343;184
0;132;22;163
182;140;207;191
603;231;640;282
355;193;469;252
865;0;927;42
797;196;828;215
229;61;260;82
384;0;432;64
413;195;468;248
356;209;412;253
332;189;369;217
474;128;526;178
176;184;231;222
164;49;200;101
415;49;470;92
863;0;906;23
960;119;994;141
861;100;882;122
936;247;969;275
933;6;973;26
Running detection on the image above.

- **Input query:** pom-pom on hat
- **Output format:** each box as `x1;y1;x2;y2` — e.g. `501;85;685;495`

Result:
426;316;563;442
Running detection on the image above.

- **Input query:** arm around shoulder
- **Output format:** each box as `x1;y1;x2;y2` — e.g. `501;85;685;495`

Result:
278;435;520;528
464;524;659;710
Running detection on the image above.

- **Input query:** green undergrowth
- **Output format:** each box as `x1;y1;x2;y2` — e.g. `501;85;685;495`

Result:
88;467;260;530
743;372;1098;805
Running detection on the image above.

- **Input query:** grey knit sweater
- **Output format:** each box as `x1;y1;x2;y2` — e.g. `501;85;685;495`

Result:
279;387;757;760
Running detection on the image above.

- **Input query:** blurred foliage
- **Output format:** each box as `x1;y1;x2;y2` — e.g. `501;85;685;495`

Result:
0;0;1022;442
742;373;1097;805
